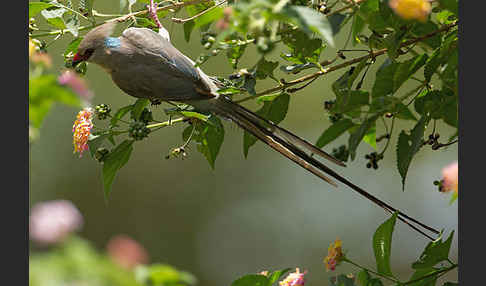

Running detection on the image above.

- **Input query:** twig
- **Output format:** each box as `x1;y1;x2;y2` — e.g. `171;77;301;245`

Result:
325;0;364;17
172;0;227;23
235;21;458;103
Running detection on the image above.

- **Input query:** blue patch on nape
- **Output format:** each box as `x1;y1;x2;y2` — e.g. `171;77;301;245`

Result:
104;37;121;48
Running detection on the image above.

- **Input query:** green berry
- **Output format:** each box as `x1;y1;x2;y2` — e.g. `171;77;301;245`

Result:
129;121;151;141
95;104;111;120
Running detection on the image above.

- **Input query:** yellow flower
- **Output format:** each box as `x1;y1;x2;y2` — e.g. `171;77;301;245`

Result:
72;107;94;157
323;239;344;271
29;39;36;58
389;0;432;22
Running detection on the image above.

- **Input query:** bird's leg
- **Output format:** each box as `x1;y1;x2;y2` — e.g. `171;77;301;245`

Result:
148;0;163;30
149;97;162;105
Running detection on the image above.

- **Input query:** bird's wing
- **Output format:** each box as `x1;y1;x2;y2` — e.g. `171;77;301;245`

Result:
121;27;212;93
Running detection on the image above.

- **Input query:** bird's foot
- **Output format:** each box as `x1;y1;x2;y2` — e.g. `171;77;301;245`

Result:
149;97;162;106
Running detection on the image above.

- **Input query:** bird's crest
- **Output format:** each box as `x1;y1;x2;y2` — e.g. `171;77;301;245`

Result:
78;22;117;51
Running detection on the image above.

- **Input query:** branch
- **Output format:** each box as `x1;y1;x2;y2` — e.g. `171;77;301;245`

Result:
30;0;214;38
324;0;365;17
236;21;458;103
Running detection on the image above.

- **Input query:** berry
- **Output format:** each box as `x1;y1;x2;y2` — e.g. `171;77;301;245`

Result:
129;121;151;141
95;104;111;120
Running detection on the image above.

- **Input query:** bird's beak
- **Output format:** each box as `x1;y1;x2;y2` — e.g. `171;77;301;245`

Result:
72;52;84;67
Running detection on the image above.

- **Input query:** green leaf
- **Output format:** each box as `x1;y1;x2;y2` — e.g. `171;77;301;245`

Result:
231;275;269;286
316;119;355;148
254;57;279;81
328;13;347;35
243;93;290;157
110;105;133;127
372;60;398;98
373;212;398;277
439;0;458;16
41;7;67;29
394;103;417;121
348;115;379;160
424;48;442;83
64;37;83;57
412;231;454;269
184;20;196;42
393;55;428;91
396;115;427;190
29;2;56;18
449;191;458;204
130;98;150;121
351;14;365;46
102;140;134;201
368;278;384;286
363;125;377;149
87;134;109;158
267;269;291;285
193;7;224;29
192;117;225;169
406;267;440;286
284;6;335;46
281;29;324;65
356;270;370;286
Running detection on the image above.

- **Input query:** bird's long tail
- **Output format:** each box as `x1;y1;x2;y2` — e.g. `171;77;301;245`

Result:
208;96;439;240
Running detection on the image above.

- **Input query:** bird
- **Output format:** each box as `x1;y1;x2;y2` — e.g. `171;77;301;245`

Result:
72;21;439;239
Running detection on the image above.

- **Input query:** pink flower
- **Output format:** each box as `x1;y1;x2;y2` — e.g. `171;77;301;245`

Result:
106;235;149;269
215;7;233;30
442;161;458;193
72;107;94;157
29;200;83;246
58;70;94;101
279;268;306;286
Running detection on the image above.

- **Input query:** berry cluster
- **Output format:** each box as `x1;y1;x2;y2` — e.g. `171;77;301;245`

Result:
129;121;151;141
331;145;349;163
433;179;446;192
329;113;343;123
425;133;441;150
365;152;384;170
201;32;216;50
95;104;111;120
324;100;335;111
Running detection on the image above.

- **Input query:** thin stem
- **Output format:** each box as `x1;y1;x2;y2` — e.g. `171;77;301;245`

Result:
379;117;395;156
172;0;227;23
325;0;364;17
53;3;91;22
146;117;185;129
344;258;400;284
402;264;457;285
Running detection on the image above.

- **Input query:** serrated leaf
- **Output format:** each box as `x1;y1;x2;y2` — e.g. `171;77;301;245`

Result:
396;115;427;189
110;105;133;127
41;7;67;29
131;98;150;120
373;212;398;277
316;119;355;148
394;103;417;121
372;60;398;98
231;275;269;286
65;12;79;37
244;93;290;157
348;115;379;160
412;231;454;269
254;57;279;81
102;140;134;201
284;6;335;46
424;49;442;82
393;55;428;91
29;2;55;18
351;14;365;46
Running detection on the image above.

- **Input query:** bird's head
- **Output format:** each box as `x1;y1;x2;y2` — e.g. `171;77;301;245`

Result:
72;21;117;67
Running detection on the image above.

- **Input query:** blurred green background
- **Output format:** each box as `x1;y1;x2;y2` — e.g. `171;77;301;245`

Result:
29;1;458;285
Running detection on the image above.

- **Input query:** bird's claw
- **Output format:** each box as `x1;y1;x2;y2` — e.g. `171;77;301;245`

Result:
149;97;162;106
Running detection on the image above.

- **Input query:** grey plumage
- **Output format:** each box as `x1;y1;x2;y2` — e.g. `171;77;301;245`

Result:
72;22;439;238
